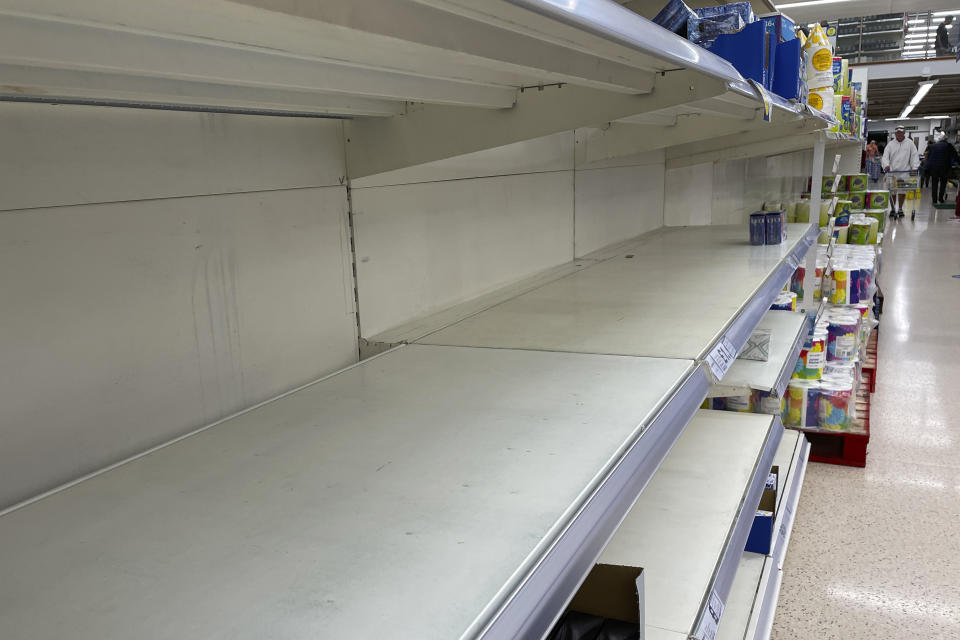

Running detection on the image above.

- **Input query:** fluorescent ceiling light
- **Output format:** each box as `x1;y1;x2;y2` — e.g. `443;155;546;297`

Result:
933;10;960;17
899;104;916;119
910;80;938;106
924;115;949;119
904;44;925;49
779;0;859;8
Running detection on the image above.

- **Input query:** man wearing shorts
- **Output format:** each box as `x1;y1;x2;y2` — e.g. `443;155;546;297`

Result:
882;125;920;218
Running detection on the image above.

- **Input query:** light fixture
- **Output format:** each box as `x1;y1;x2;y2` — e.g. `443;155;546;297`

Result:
899;104;916;119
779;0;859;8
924;115;949;119
910;80;938;106
933;9;960;17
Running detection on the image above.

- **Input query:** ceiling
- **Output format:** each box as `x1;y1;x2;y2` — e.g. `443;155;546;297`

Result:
767;1;960;23
619;1;960;24
866;74;960;117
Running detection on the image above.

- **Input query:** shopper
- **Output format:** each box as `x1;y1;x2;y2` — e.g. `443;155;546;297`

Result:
919;149;930;188
925;131;959;204
866;139;882;184
936;16;955;57
882;125;920;218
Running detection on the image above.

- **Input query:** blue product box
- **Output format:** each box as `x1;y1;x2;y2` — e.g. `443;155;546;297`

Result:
652;0;697;36
757;12;796;42
765;211;787;244
772;38;803;100
745;468;779;555
749;212;767;245
710;21;778;90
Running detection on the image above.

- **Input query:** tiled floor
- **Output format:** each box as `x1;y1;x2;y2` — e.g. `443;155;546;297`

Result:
772;195;960;639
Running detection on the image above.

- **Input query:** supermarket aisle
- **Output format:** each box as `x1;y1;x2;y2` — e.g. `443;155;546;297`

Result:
772;200;960;639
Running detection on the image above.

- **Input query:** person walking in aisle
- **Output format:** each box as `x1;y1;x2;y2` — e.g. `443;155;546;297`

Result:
925;131;959;205
882;126;920;218
866;139;883;185
936;16;955;57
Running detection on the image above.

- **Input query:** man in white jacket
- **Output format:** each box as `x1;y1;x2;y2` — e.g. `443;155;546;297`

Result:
882;126;921;218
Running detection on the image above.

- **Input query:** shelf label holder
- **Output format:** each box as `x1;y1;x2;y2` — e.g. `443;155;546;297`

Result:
693;589;725;640
706;336;738;381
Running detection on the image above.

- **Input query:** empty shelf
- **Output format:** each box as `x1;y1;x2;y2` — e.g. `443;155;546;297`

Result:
416;223;818;369
714;430;810;640
0;344;705;640
597;410;783;640
710;310;812;398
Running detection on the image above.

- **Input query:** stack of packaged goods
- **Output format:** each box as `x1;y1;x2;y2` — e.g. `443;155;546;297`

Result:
781;243;878;431
829;57;864;137
651;1;804;99
788;174;887;247
804;24;834;114
712;239;879;431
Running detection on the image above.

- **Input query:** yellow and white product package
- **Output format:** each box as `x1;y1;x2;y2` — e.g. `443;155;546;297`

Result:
804;24;834;88
808;85;834;113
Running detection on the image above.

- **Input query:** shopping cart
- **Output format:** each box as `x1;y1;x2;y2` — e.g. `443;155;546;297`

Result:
887;170;920;220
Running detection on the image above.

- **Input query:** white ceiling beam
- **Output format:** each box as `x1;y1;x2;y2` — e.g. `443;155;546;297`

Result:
344;70;727;178
0;12;517;109
0;64;403;117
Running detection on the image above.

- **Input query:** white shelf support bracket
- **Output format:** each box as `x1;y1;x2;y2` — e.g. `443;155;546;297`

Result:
802;133;826;313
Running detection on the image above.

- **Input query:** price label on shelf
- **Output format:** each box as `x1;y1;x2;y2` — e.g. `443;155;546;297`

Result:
706;336;738;380
694;590;725;640
831;174;842;194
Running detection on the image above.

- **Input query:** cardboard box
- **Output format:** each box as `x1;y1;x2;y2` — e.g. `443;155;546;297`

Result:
745;466;779;554
551;563;645;640
772;38;803;101
710;21;778;91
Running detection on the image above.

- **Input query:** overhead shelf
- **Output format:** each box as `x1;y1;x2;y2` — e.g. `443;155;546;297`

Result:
0;344;709;640
598;410;784;640
0;0;831;173
709;310;812;398
714;429;810;640
404;223;818;376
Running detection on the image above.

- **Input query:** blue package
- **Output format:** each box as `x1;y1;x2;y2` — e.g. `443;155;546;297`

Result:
688;13;745;47
750;213;767;245
710;20;778;90
765;211;784;245
772;38;803;100
652;0;697;36
696;2;754;25
757;12;796;42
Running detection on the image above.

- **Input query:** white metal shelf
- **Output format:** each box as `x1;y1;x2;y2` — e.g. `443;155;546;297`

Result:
0;344;708;640
598;410;784;640
0;0;831;174
709;310;812;398
412;223;818;367
714;429;809;640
